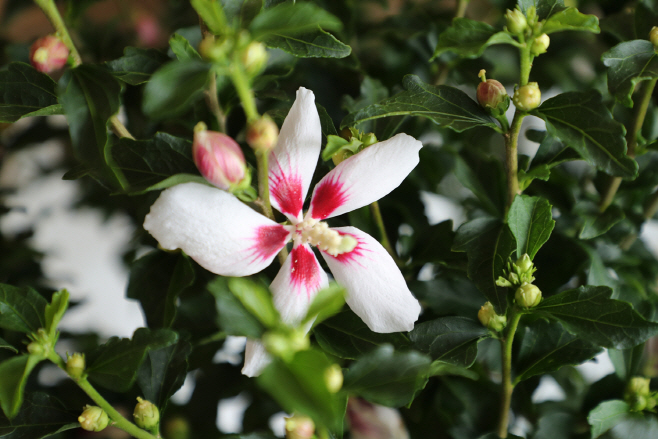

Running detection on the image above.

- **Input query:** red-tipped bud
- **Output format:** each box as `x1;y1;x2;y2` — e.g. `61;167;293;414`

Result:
30;35;69;73
193;122;247;190
477;80;508;110
246;115;279;151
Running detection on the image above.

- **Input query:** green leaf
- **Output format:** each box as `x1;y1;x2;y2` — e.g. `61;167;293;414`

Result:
142;60;210;120
258;350;345;432
190;0;228;34
518;0;565;20
452;218;516;314
0;284;47;333
44;289;68;340
58;65;122;185
105;47;169;85
532;91;638;179
452;153;504;216
227;278;280;329
0;392;78;439
0;355;42;419
588;400;630;438
263;28;351;58
86;328;179;392
169;33;202;61
541;7;600;34
514;319;601;382
507;195;555;259
529;130;581;168
409;316;489;367
602;40;658;108
536;286;658;349
608;344;645;381
301;283;345;328
209;277;264;338
137;337;191;412
0;338;17;353
0;63;60;123
341;75;498;132
313;310;411;360
127;251;195;329
250;2;342;39
322;136;362;162
431;18;520;60
576;202;625;240
112;133;197;190
343;345;430;407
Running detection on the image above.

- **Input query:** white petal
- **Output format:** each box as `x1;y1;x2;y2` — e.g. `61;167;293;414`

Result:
242;340;270;377
321;227;420;333
308;133;423;220
269;87;322;222
143;182;290;276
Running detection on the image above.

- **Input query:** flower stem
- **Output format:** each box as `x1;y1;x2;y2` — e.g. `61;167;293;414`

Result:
205;72;227;133
369;201;398;261
518;42;533;87
256;150;288;264
599;78;657;212
456;0;470;18
229;58;259;122
504;111;525;213
47;352;158;439
497;310;522;438
33;0;82;66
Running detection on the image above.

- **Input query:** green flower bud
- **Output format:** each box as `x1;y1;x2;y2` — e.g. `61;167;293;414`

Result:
27;341;45;356
515;283;542;308
78;405;109;432
361;132;378;147
285;414;315;439
263;329;310;361
508;272;520;285
133;397;160;430
505;8;527;35
651;27;658;50
198;35;232;63
515;254;533;274
513;82;541;112
647;396;657;411
324;364;343;393
478;301;507;332
629;395;648;412
246;115;279;151
242;41;268;76
332;149;350;166
66;353;85;379
627;376;651;397
531;34;550;56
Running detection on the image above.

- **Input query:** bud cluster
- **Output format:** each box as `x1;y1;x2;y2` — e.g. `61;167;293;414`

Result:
625;376;658;412
199;31;268;77
26;328;52;359
504;6;550;59
324;128;378;165
496;254;543;309
478;301;506;332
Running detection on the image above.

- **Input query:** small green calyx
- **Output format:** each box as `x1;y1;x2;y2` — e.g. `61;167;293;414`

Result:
515;283;542;308
134;397;160;430
625;376;657;412
505;8;527;35
198;35;233;63
531;34;550;56
323;127;378;164
650;27;658;51
496;254;536;288
513;82;541;112
241;40;268;76
26;328;52;359
478;301;507;332
66;352;85;379
79;405;109;432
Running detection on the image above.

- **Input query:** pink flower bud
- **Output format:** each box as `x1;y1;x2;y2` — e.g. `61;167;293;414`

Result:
30;35;69;73
193;122;247;190
477;79;508;110
347;398;409;439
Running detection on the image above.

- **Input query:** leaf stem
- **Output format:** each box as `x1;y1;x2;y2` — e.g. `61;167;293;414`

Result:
369;201;399;262
497;310;522;438
229;58;259;123
599;78;657;212
33;0;82;66
504;111;525;213
46;352;158;439
205;72;227;133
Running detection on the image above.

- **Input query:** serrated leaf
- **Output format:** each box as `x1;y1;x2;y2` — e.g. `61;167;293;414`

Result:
343;345;430;407
529;130;581;168
507;195;555;259
0;63;60;123
0;338;17;353
86;328;179;392
112;133;197;190
452;218;516;314
313;310;410;360
536;286;658;349
263;28;351;58
227;278;280;329
0;392;78;439
0;284;47;333
169;33;202;61
191;0;228;34
0;355;42;419
541;7;600;34
137;337;191;412
514;319;601;382
142;60;210;120
209;277;264;338
301;283;345;328
588;400;630;438
602;40;658;108
532;91;638;179
518;0;565;20
105;47;169;85
409;316;489;367
341;75;498;132
127;251;195;329
250;2;342;39
576;202;625;240
432;18;520;60
44;289;68;339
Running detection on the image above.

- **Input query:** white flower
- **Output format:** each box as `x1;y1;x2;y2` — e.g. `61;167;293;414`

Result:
143;88;422;376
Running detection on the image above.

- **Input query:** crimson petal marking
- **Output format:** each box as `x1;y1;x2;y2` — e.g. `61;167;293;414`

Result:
249;225;292;264
269;153;303;220
308;172;351;220
321;226;421;333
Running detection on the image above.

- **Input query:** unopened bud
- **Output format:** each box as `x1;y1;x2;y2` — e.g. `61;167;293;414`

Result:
627;377;651;397
332;150;350;166
66;353;85;379
513;82;541;112
515;283;542;308
515;254;533;274
27;341;45;356
505;8;527;35
134;397;160;430
347;398;410;439
478;302;507;332
193;122;248;190
242;41;267;76
79;405;109;432
651;27;658;50
30;35;69;73
263;329;310;360
477;77;509;115
361;132;378;147
325;364;343;393
246;115;279;151
285;414;315;439
531;34;550;56
198;35;232;62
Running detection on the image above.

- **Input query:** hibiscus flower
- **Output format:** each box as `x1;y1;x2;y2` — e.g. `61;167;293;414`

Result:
143;88;422;376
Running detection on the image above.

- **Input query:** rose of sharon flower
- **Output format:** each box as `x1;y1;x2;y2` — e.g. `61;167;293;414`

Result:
143;88;422;376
